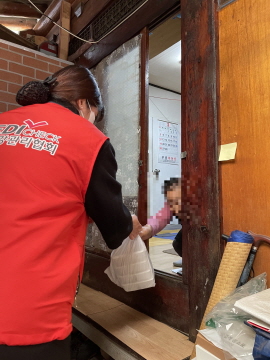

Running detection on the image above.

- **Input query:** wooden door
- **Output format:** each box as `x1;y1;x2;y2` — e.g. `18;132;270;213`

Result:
219;0;270;286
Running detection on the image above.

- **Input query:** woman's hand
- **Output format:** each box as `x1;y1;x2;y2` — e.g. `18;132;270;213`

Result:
129;215;142;240
139;224;153;241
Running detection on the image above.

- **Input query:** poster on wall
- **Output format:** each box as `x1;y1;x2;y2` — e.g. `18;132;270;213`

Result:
158;120;180;164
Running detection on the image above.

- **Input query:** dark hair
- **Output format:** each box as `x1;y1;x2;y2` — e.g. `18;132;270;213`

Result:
162;177;180;196
16;65;104;122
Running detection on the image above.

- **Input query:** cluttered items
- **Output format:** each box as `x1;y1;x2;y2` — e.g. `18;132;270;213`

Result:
195;230;270;360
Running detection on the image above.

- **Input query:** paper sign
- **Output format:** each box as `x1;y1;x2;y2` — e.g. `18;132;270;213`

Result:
157;120;180;164
218;142;237;161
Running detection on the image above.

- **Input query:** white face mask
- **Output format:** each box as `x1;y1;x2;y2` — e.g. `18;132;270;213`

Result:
79;100;95;124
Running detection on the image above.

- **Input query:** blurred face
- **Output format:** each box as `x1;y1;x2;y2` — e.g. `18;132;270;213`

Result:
166;182;181;217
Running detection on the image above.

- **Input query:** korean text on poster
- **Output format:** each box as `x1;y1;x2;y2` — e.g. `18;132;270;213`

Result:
158;120;179;164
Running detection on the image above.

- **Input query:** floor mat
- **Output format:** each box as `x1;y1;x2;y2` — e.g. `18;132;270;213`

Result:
163;248;178;255
154;232;177;240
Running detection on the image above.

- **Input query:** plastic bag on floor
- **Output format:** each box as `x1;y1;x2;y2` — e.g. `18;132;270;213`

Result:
205;273;267;329
215;319;255;360
104;235;155;292
202;273;267;360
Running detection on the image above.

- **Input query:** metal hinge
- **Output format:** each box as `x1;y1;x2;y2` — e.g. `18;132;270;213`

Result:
181;151;187;159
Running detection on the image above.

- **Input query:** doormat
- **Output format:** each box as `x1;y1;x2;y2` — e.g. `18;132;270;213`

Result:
154;232;177;240
163;248;178;255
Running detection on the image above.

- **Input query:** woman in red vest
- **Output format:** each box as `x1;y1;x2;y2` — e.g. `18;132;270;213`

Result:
0;65;141;360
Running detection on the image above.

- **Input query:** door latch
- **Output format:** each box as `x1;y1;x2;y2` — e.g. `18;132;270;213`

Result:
153;169;160;176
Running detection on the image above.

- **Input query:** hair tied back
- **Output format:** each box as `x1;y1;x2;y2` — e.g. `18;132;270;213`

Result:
16;80;51;106
43;75;57;86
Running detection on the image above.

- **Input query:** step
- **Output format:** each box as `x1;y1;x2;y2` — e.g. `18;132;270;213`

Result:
72;284;194;360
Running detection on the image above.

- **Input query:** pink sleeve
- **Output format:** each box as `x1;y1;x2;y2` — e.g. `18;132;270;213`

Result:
147;202;172;236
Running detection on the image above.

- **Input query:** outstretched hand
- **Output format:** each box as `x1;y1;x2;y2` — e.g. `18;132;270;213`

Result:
139;224;153;241
129;215;142;240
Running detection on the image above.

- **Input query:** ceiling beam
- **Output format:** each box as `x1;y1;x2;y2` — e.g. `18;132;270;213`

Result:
33;0;64;36
40;0;112;41
71;0;180;67
59;0;71;60
0;17;38;32
33;0;82;37
0;1;46;18
70;0;112;37
0;23;37;49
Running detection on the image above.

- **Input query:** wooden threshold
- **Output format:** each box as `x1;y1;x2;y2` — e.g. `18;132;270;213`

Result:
73;284;194;360
83;251;190;333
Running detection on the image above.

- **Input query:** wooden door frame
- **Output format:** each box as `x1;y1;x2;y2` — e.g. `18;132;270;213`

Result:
83;28;190;334
78;0;221;340
181;0;221;340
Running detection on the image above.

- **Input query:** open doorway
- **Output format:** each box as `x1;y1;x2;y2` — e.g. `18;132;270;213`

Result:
147;13;182;275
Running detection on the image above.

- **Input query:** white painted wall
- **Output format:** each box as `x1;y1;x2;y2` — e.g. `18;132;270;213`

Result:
148;85;181;218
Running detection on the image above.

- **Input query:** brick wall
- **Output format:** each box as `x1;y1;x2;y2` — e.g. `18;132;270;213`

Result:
0;40;73;113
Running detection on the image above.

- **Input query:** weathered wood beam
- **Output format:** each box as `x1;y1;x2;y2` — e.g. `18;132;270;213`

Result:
181;0;221;342
71;0;180;67
0;23;37;49
0;17;38;32
33;0;63;36
46;19;60;41
71;0;112;36
45;0;111;41
0;1;46;18
59;0;71;60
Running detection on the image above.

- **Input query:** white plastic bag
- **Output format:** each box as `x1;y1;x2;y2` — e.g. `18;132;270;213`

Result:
104;235;155;292
203;273;267;360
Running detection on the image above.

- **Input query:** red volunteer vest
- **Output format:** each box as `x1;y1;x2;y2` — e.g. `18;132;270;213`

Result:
0;103;107;345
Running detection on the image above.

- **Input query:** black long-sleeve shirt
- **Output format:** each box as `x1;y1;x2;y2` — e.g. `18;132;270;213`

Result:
50;99;132;249
85;139;132;249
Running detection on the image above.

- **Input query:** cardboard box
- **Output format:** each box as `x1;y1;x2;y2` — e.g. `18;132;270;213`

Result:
26;35;48;46
196;333;236;360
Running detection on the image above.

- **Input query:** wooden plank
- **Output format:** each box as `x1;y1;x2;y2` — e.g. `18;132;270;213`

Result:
74;284;122;316
83;251;190;334
59;0;71;60
73;311;143;360
181;0;221;341
219;0;270;287
0;17;37;32
73;285;193;360
90;305;193;360
0;1;46;17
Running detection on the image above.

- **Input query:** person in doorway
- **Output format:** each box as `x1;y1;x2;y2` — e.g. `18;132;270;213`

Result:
139;177;182;267
0;65;142;360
